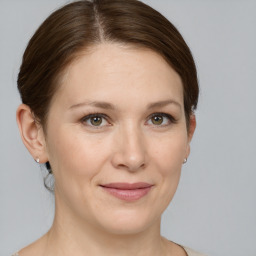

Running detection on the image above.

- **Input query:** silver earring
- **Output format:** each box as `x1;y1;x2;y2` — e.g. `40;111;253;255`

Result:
35;158;40;163
183;158;187;164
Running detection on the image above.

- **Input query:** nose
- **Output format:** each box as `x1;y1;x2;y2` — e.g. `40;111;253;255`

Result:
111;125;147;172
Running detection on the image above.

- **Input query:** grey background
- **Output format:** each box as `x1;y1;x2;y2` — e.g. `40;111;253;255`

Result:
0;0;255;255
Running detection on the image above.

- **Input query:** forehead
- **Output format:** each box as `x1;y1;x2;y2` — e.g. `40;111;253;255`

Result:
52;43;183;109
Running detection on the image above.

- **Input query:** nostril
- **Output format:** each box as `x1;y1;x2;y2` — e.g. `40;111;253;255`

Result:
115;159;146;172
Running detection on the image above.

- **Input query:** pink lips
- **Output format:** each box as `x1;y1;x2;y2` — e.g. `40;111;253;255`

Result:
100;182;153;201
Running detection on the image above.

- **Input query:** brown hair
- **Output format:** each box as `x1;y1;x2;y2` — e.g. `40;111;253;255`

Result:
17;0;199;177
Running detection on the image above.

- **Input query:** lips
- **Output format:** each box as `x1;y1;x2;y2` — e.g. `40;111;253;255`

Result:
100;182;153;201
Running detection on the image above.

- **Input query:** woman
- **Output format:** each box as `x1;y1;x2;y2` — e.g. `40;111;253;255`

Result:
14;0;205;255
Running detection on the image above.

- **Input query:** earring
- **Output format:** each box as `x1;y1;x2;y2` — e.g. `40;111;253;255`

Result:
183;158;187;164
35;158;40;163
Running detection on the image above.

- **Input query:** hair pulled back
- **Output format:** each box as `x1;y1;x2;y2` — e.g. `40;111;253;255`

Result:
17;0;199;179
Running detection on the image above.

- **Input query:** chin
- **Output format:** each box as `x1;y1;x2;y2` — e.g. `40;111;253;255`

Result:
93;207;161;236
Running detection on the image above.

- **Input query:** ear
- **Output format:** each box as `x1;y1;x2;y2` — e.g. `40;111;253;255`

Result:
16;104;48;163
185;114;196;159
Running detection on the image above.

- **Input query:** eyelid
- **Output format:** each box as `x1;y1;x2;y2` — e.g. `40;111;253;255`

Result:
81;113;111;127
80;112;177;128
81;113;109;120
146;112;177;125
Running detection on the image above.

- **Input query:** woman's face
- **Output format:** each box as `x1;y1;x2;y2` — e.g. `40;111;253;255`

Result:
43;43;195;234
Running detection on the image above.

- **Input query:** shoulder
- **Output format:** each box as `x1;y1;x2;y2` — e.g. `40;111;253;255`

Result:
182;246;208;256
11;233;48;256
163;239;206;256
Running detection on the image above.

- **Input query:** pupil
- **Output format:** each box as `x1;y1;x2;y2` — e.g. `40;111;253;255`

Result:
152;116;163;125
91;117;102;126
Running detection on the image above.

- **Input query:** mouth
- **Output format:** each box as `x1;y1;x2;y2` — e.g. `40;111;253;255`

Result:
100;182;153;202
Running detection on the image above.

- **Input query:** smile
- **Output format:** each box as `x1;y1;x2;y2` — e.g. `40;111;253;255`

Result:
100;182;153;202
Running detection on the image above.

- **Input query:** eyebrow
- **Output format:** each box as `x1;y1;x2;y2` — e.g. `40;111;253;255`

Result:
69;99;181;110
69;101;115;110
147;99;181;110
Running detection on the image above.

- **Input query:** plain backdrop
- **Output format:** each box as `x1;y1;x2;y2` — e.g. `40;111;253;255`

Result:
0;0;255;255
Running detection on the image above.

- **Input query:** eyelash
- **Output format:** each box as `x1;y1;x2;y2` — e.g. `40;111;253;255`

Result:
147;112;177;126
80;112;177;128
81;113;111;128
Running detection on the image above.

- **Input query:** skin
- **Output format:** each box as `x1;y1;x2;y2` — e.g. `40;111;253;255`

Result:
17;43;196;256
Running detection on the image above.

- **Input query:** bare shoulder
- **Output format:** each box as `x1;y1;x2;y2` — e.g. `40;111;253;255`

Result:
163;238;207;256
163;238;188;256
15;235;47;256
182;246;207;256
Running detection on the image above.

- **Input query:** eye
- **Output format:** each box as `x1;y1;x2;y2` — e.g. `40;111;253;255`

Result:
81;113;110;127
151;115;164;125
147;113;176;126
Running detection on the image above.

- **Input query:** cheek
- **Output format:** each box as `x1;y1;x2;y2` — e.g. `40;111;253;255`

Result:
151;132;187;175
150;132;187;205
45;128;112;214
46;127;109;182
